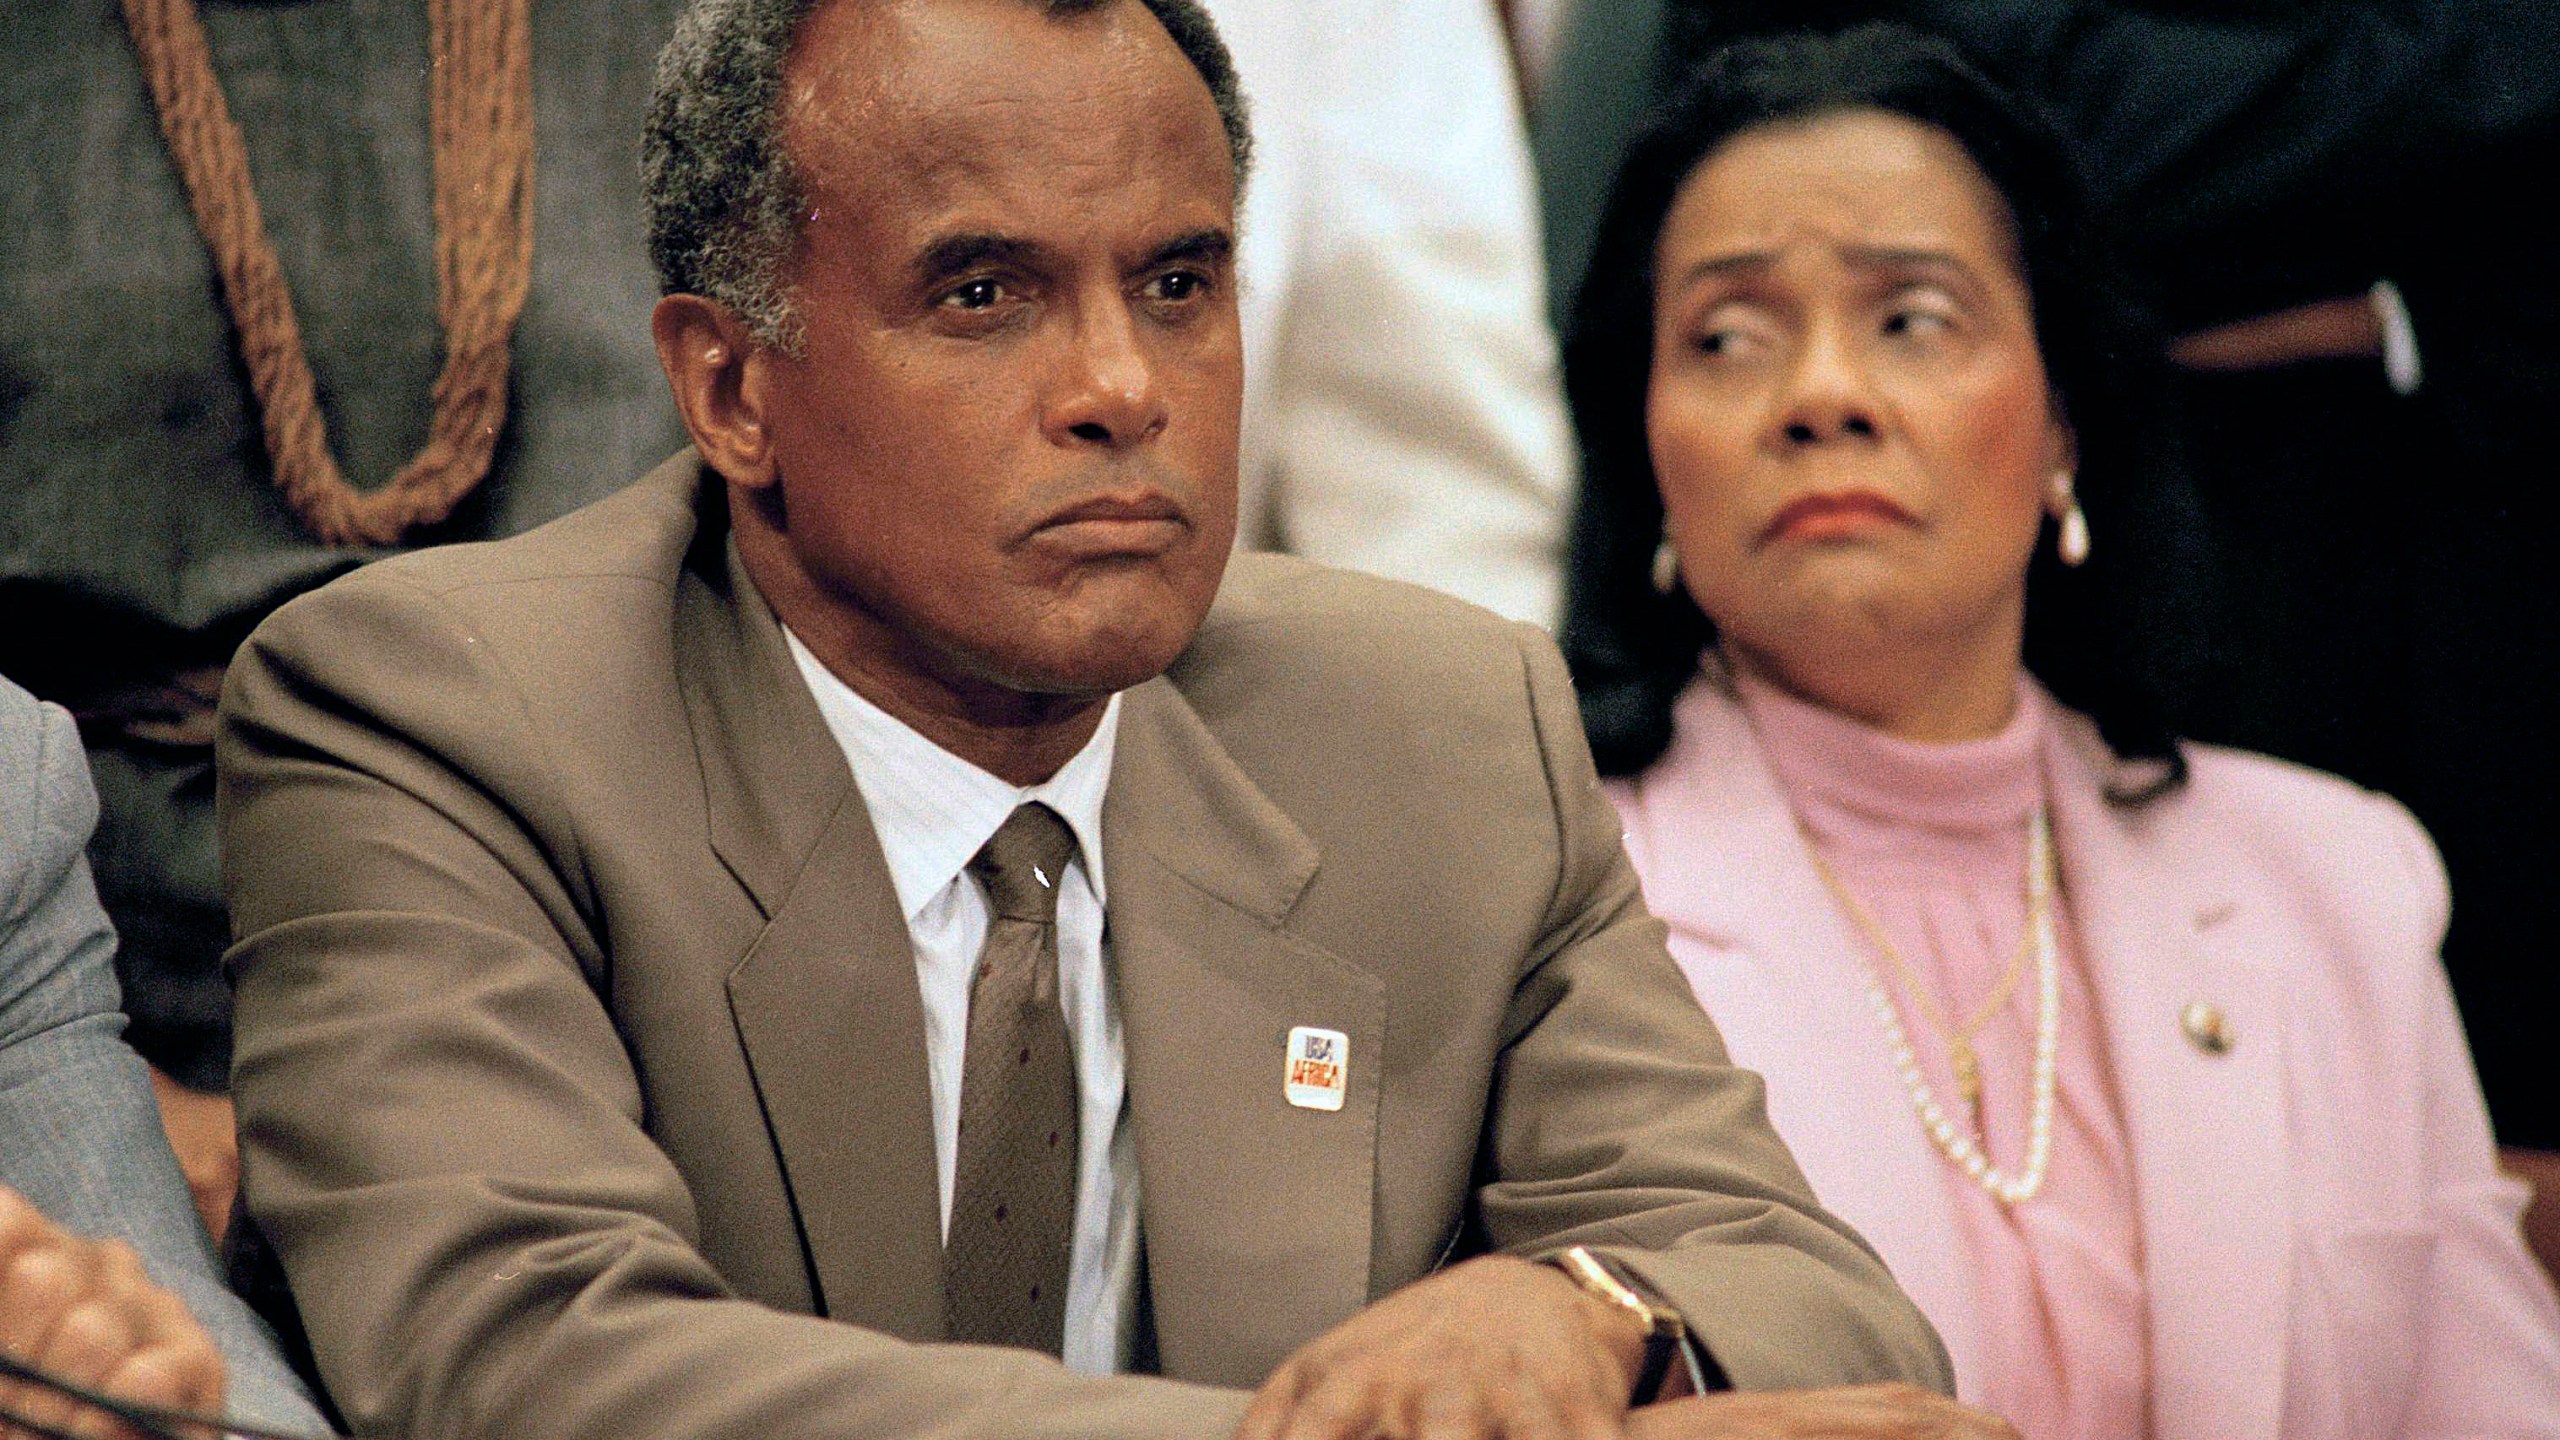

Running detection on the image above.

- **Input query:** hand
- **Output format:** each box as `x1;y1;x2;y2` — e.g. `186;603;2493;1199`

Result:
1626;1384;2017;1439
0;1185;226;1440
146;1068;239;1248
2499;1146;2560;1287
1235;1253;1648;1440
2168;293;2384;372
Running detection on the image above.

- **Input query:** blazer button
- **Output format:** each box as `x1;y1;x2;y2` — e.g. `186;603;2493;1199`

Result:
2181;1000;2234;1056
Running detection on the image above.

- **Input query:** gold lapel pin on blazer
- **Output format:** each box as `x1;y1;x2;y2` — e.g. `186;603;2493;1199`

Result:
2181;1000;2234;1056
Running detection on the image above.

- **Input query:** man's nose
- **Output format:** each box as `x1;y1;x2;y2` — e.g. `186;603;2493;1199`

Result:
1772;321;1882;448
1044;298;1168;448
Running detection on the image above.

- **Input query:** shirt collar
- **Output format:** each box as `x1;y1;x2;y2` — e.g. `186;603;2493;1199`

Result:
784;629;1118;922
1728;660;2045;837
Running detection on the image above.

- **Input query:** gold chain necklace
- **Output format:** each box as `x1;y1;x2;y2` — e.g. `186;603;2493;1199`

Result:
1807;842;2034;1132
1807;809;2063;1204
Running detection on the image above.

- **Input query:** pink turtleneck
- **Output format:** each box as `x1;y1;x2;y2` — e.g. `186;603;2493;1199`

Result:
1733;667;2151;1440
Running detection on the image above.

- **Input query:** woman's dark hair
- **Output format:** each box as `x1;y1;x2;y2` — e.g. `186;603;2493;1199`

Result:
1560;23;2209;800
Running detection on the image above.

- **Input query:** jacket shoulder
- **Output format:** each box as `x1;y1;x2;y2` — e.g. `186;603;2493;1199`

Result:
239;455;706;687
332;452;703;601
1167;553;1581;888
1181;551;1548;699
2151;738;2448;946
2176;740;2435;864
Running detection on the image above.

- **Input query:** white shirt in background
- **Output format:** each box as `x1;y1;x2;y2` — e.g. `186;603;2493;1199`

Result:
1207;0;1576;628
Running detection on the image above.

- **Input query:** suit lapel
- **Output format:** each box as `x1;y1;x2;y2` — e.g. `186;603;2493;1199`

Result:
1633;682;1980;1387
676;523;945;1342
2043;723;2290;1440
1104;677;1383;1387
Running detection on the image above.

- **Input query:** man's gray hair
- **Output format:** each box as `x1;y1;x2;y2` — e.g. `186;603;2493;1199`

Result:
643;0;1254;353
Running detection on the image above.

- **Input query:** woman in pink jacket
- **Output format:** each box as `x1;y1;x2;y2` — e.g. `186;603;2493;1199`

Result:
1560;24;2560;1440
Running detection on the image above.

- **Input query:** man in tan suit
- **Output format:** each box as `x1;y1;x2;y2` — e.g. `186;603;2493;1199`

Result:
215;0;1971;1436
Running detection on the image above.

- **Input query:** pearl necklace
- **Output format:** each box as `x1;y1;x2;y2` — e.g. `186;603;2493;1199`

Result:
1814;808;2061;1205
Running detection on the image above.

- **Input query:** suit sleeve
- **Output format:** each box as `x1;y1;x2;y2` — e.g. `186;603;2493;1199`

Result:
2365;795;2560;1433
1256;0;1573;628
0;689;329;1437
1469;626;1954;1394
216;576;1250;1440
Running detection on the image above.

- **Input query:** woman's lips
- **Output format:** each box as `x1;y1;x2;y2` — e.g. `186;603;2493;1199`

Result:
1760;490;1916;545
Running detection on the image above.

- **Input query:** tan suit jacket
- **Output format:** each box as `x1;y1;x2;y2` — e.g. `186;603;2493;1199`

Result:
216;454;1947;1440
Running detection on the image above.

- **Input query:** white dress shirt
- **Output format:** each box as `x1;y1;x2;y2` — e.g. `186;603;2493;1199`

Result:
1206;0;1576;627
785;632;1141;1376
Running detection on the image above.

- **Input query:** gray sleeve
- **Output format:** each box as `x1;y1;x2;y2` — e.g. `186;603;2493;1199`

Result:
0;681;332;1436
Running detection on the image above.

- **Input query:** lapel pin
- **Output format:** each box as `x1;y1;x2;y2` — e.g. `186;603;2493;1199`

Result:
1284;1025;1348;1112
2181;1000;2234;1056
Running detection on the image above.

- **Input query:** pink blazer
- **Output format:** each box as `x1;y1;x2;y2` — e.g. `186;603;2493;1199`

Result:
1609;675;2560;1440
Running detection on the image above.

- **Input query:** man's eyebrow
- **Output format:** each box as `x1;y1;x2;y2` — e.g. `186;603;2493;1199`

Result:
913;233;1045;283
910;230;1233;284
1142;228;1235;270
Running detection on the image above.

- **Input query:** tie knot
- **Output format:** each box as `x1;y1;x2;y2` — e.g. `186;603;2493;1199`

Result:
969;802;1080;923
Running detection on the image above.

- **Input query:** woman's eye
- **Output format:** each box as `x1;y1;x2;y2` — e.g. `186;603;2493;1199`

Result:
1695;327;1745;356
1883;307;1954;337
941;278;1005;310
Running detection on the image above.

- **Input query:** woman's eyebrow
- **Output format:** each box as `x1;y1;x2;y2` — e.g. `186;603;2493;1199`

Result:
1838;245;1980;288
1667;244;1977;291
1668;251;1777;290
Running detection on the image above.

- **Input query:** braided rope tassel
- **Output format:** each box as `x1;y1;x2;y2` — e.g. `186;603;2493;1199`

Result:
120;0;534;546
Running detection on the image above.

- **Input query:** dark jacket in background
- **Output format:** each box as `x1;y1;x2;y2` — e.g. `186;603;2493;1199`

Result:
0;0;690;1084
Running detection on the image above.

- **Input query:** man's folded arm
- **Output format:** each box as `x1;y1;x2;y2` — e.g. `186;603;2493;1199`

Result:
1471;623;1955;1397
217;571;1249;1440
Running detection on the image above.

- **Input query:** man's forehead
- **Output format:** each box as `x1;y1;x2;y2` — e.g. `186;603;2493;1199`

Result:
780;0;1227;195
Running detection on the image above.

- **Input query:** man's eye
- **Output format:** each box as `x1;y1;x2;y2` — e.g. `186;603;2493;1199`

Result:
1149;270;1206;302
942;278;1005;310
1883;308;1953;337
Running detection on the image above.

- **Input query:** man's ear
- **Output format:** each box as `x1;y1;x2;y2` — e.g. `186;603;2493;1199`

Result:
653;294;781;490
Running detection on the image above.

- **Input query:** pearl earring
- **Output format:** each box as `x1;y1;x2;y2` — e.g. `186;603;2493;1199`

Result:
1651;537;1681;595
2049;471;2090;567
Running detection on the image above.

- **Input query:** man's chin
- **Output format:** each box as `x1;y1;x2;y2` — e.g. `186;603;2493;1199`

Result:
983;621;1201;699
1001;564;1224;694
